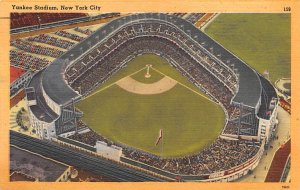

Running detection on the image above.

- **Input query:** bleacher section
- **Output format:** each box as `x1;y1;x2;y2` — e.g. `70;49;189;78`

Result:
10;50;50;71
11;39;64;58
11;13;88;29
10;13;120;34
265;139;291;182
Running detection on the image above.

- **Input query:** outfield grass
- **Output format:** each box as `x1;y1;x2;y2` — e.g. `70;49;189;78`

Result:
77;54;225;158
77;84;224;158
205;13;290;83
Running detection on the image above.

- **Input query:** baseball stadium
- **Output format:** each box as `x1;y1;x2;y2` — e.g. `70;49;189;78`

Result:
10;13;284;182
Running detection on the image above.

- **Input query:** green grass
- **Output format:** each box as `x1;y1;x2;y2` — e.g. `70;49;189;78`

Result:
205;13;291;83
95;53;206;94
131;67;164;84
77;54;225;158
77;84;224;158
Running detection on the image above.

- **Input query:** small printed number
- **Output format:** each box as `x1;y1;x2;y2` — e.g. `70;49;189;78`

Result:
284;7;291;12
282;185;290;189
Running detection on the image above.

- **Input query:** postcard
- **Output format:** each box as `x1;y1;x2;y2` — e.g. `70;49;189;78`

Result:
0;0;299;190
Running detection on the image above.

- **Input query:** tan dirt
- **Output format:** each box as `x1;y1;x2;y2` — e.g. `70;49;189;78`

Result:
116;76;177;95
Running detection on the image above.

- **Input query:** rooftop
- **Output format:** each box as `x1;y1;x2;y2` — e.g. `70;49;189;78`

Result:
10;66;26;85
10;146;69;182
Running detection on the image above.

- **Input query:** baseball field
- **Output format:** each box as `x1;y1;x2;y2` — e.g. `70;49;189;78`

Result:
76;54;225;158
205;13;291;83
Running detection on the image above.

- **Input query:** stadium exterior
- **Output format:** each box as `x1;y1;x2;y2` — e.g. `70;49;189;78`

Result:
25;13;278;181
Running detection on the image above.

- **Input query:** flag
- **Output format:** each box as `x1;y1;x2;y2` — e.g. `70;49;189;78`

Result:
155;129;163;146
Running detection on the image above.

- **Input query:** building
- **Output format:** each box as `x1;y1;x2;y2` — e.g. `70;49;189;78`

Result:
10;66;31;97
10;146;71;182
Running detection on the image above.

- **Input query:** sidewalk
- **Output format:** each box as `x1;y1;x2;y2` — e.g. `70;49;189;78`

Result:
237;106;290;182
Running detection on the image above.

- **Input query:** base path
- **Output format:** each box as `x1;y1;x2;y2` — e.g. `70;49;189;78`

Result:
116;76;177;95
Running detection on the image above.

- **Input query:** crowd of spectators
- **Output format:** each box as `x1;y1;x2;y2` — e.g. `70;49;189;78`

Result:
64;20;261;175
11;39;64;58
11;13;88;29
185;13;205;24
10;50;50;71
74;27;94;36
123;138;259;175
69;122;260;175
66;22;237;92
68;120;112;146
27;34;75;50
66;22;256;137
171;13;187;18
54;31;85;42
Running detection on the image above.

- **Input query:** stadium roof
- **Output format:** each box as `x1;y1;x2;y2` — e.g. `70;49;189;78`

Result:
37;13;262;111
10;66;26;85
28;70;58;122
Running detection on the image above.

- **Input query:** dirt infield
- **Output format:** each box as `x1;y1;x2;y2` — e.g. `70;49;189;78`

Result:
116;76;177;95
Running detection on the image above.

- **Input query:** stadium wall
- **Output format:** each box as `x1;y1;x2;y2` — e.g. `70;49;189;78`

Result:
258;104;279;143
27;105;56;139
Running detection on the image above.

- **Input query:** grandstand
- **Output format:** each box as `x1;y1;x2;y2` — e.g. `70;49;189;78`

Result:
11;13;88;29
10;13;120;34
25;13;279;182
10;146;71;181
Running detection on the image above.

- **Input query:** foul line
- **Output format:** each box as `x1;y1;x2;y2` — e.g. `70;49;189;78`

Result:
84;66;147;100
84;65;217;105
151;67;217;105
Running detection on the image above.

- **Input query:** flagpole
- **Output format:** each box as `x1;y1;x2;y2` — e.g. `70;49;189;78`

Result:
161;132;163;158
